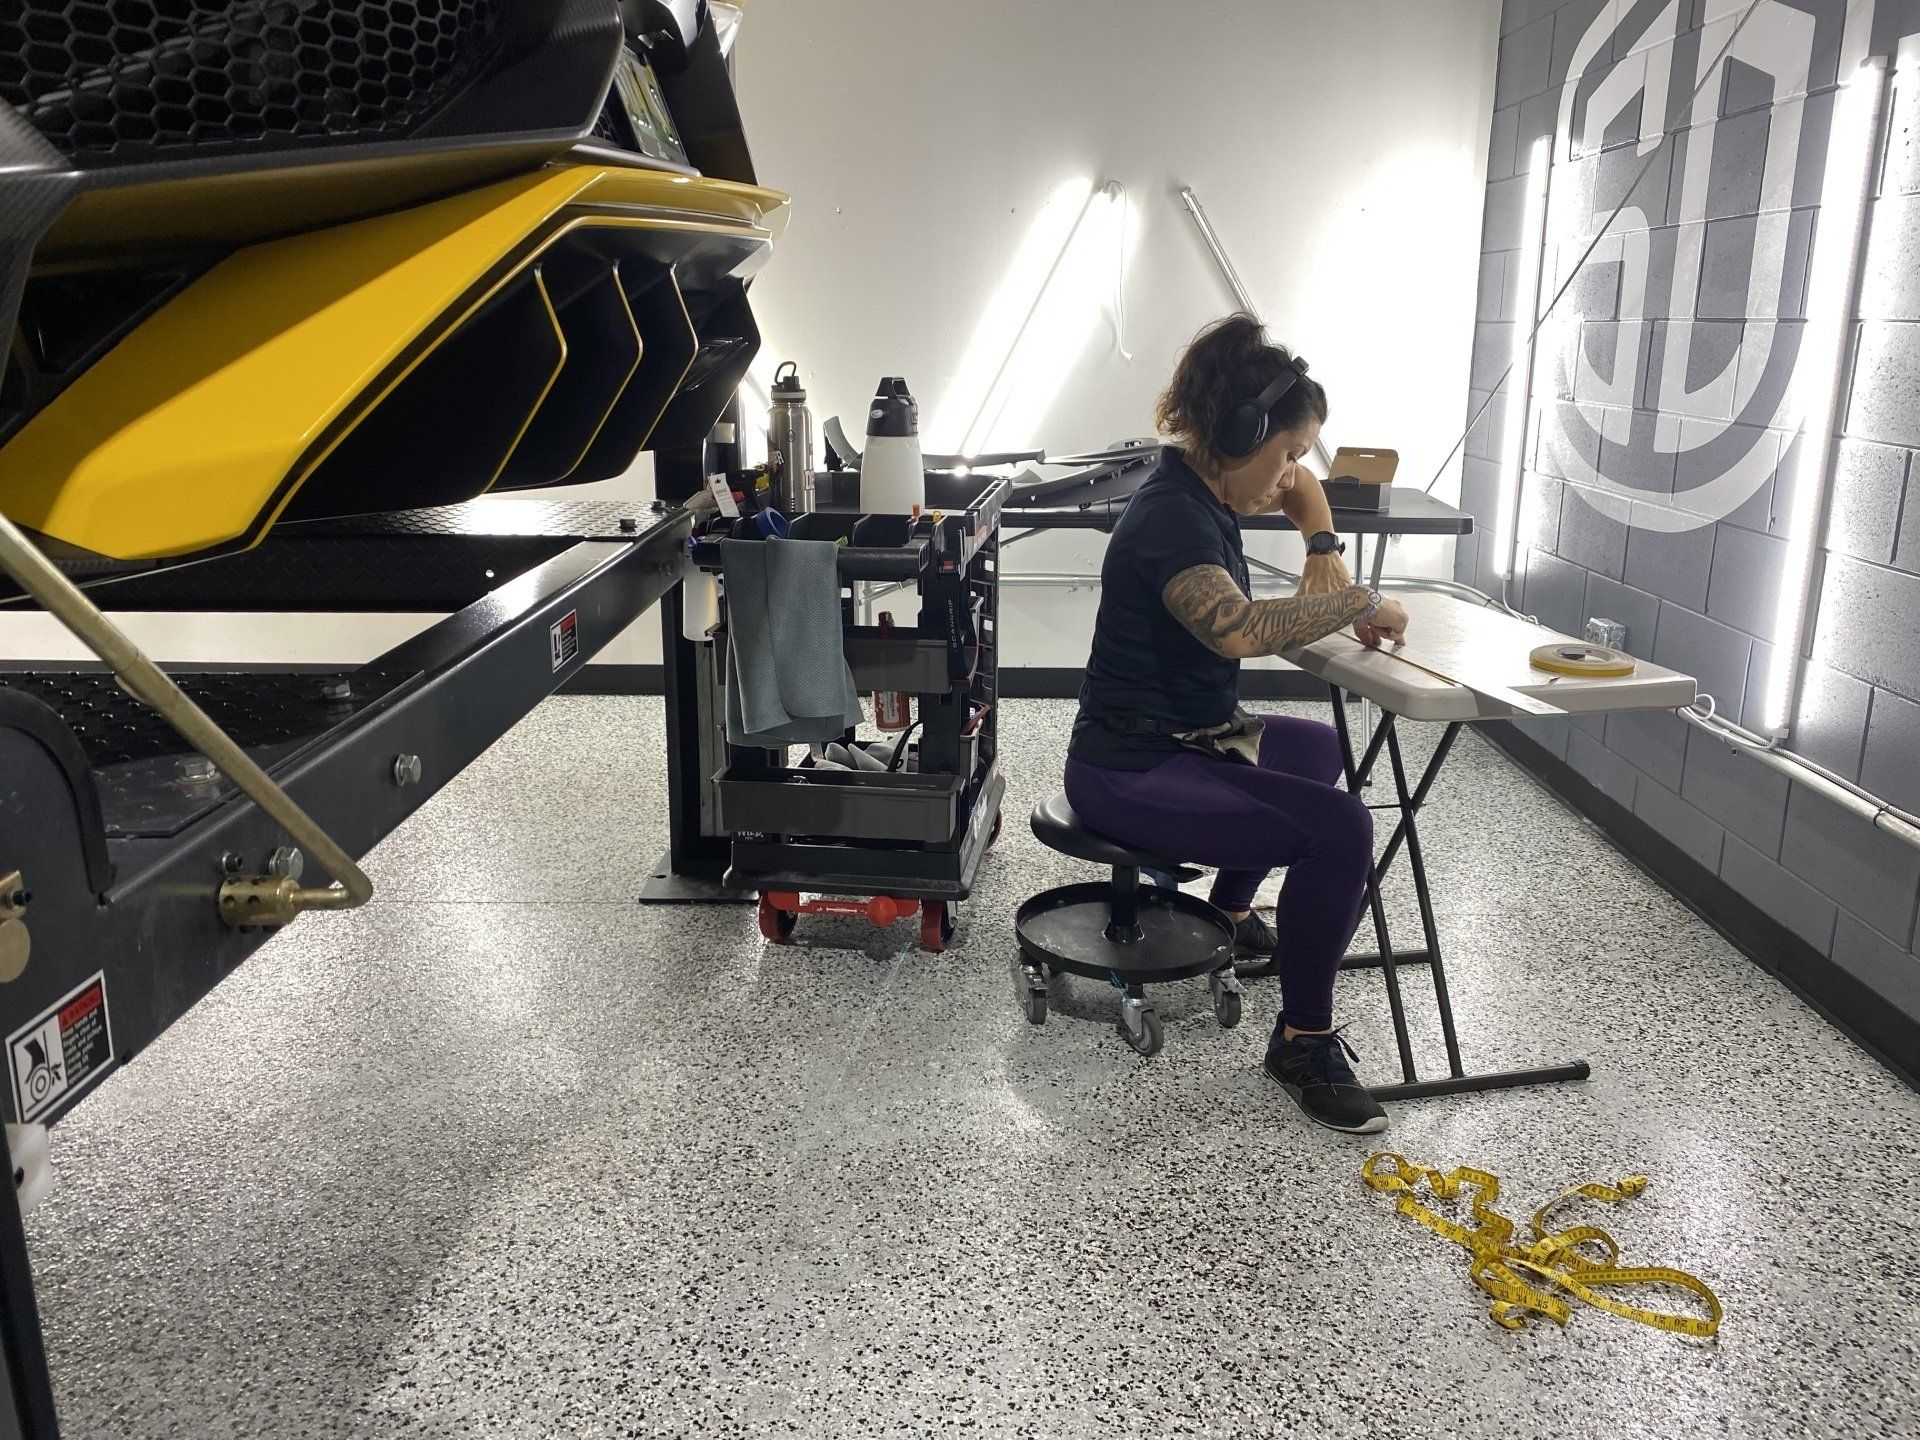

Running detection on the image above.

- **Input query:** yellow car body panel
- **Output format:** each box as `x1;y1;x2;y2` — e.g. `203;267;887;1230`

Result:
0;165;788;561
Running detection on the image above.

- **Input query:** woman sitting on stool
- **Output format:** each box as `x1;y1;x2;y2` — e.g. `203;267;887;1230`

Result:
1064;314;1411;1135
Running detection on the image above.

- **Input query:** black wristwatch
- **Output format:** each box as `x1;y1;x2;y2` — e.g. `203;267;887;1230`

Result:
1306;531;1346;557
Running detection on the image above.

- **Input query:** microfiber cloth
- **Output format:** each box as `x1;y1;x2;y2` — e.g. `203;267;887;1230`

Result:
722;537;865;746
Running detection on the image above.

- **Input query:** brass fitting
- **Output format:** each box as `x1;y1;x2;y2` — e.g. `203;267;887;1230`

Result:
0;870;28;982
218;875;304;929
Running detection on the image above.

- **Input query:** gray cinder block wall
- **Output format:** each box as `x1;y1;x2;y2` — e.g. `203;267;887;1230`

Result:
1461;0;1920;1056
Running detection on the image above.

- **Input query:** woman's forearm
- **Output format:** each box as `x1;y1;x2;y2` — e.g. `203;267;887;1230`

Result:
1279;468;1337;536
1163;565;1374;659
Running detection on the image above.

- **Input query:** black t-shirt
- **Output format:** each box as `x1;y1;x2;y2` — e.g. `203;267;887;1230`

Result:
1069;450;1250;770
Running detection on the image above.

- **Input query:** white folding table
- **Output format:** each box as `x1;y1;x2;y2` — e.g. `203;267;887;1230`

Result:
1283;593;1697;1101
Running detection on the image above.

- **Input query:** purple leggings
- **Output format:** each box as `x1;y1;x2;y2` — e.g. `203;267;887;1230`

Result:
1063;715;1373;1033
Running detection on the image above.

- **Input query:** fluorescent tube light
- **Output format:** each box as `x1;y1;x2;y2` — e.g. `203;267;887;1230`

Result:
1494;135;1554;582
1762;57;1888;738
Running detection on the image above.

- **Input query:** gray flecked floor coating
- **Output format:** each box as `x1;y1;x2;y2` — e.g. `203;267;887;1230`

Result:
23;696;1920;1439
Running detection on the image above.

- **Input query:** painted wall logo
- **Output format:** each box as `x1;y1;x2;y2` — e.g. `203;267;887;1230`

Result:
1538;0;1862;533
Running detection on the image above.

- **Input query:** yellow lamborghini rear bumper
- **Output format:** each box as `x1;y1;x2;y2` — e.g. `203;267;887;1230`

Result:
0;163;788;563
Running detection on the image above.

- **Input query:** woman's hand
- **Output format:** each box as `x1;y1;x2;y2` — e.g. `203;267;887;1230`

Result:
1298;552;1352;596
1356;597;1410;649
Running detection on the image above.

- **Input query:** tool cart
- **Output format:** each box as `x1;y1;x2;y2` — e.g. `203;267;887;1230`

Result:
687;473;1008;952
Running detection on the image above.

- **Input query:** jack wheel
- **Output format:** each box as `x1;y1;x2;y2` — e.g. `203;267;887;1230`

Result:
986;808;1005;851
920;900;956;953
1121;1007;1164;1057
757;895;797;943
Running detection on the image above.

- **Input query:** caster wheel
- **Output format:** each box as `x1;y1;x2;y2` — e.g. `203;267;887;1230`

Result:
1015;959;1048;1024
1121;1007;1164;1057
757;895;797;943
986;808;1005;851
1210;968;1245;1028
920;900;956;953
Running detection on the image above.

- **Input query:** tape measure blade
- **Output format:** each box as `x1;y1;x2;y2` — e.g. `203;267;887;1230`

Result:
1480;683;1566;717
1335;636;1566;717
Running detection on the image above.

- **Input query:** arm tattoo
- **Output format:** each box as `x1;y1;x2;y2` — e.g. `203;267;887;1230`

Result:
1161;565;1374;659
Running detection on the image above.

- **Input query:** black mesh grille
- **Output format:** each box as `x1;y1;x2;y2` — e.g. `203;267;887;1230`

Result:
0;0;507;165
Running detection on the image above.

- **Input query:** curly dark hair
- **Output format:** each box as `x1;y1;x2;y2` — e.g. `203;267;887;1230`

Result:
1156;313;1329;474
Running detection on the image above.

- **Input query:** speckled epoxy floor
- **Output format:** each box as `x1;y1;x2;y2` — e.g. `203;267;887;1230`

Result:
22;697;1920;1439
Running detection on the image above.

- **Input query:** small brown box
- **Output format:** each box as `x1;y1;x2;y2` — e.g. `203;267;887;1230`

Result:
1324;447;1398;512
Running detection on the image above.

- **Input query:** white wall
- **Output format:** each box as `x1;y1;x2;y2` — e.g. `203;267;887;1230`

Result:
735;0;1502;667
0;0;1499;672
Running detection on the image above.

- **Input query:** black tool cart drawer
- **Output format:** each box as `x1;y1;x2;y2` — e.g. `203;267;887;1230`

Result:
717;765;966;844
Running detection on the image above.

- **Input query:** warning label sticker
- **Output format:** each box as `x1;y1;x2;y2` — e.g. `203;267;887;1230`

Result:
8;972;114;1124
549;610;579;671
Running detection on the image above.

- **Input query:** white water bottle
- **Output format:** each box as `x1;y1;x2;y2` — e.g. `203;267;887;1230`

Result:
860;376;926;515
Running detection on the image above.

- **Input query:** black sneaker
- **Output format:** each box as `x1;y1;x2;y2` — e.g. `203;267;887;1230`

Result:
1263;1029;1389;1135
1229;908;1279;959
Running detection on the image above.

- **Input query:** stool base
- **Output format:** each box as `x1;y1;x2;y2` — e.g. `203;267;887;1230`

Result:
1014;882;1238;1054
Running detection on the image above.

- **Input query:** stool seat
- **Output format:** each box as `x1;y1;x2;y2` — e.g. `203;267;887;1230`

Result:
1029;790;1185;872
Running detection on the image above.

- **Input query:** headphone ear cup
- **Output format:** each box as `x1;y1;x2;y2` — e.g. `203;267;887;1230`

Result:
1213;402;1265;461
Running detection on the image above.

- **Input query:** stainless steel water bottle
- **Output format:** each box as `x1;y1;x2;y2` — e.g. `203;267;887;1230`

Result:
767;361;814;514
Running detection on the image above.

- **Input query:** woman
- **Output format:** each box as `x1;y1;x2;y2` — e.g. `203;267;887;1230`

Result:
1064;314;1411;1135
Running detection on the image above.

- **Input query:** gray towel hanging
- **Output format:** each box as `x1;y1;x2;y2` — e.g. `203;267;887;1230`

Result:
722;537;866;746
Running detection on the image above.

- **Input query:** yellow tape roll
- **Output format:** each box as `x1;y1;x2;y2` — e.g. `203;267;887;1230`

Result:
1529;642;1636;678
1361;1154;1722;1337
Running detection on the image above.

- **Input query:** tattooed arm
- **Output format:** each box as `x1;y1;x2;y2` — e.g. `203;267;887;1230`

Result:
1161;565;1381;660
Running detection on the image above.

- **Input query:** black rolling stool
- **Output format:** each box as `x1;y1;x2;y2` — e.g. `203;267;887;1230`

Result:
1016;791;1242;1056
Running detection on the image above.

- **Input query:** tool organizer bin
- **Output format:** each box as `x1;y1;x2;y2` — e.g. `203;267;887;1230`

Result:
693;474;1007;935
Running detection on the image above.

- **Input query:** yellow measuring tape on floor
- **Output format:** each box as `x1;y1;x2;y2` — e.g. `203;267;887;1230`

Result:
1362;1154;1722;1337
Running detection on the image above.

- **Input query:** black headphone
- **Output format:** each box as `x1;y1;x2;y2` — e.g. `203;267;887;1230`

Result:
1211;355;1311;460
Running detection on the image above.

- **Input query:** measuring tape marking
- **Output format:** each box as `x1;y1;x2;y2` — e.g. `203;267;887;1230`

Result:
1328;635;1567;718
1362;1153;1723;1337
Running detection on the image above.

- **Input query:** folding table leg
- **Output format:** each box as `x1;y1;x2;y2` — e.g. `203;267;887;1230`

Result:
1328;685;1417;1084
1387;721;1465;1077
1329;687;1591;1103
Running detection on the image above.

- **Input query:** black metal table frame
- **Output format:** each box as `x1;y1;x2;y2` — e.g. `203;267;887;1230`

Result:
1325;681;1591;1101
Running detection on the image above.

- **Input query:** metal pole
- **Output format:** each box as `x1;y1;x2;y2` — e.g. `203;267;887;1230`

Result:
1178;186;1335;474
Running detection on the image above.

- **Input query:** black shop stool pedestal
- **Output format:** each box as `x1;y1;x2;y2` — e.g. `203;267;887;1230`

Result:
1016;791;1241;1056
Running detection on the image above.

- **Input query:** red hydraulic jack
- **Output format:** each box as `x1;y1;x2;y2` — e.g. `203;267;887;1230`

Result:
757;891;956;953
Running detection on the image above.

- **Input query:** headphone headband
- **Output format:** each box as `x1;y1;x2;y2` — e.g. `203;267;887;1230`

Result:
1211;354;1312;461
1249;355;1310;414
